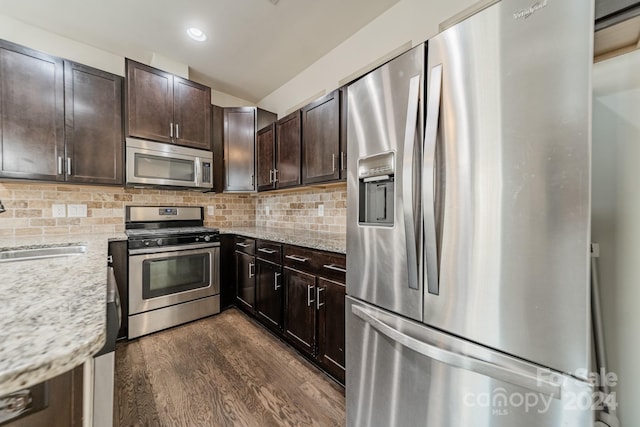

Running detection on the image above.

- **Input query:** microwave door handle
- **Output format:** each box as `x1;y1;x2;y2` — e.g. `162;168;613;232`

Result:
194;159;201;187
402;74;421;291
423;64;443;295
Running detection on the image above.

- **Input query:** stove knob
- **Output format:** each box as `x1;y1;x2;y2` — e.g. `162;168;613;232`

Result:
144;240;150;246
156;238;163;246
204;235;211;242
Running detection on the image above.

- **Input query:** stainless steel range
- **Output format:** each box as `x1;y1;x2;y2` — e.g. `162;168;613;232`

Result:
125;206;220;339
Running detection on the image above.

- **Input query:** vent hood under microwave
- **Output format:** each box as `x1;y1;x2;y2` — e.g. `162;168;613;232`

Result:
125;138;213;191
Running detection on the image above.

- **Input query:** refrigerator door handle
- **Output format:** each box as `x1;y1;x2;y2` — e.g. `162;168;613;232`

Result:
402;74;422;291
423;64;443;295
352;304;562;400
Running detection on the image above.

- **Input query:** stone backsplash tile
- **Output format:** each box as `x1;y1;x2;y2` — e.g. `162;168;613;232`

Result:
0;182;255;237
0;182;347;237
255;183;346;234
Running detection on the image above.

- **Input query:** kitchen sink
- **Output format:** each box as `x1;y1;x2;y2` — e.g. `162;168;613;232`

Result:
0;245;87;263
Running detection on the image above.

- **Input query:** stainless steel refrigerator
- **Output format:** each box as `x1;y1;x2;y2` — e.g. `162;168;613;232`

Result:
345;0;595;426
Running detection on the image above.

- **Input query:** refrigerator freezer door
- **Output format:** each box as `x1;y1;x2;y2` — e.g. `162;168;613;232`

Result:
347;45;425;321
346;297;594;427
422;0;593;374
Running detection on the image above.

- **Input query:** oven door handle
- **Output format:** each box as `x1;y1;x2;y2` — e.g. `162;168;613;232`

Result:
128;242;220;255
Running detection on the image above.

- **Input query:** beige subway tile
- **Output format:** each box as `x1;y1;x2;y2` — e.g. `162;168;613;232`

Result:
80;217;105;225
13;190;43;200
103;201;123;209
69;225;93;234
44;226;72;235
93;192;115;201
15;209;42;218
92;224;116;233
114;193;133;201
56;218;81;226
0;228;14;236
15;227;43;236
104;217;124;225
30;218;56;227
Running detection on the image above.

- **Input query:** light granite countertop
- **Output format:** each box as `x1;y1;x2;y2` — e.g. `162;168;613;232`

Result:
0;232;126;396
221;226;346;254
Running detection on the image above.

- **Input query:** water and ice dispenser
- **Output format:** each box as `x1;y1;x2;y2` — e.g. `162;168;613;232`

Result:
358;152;395;227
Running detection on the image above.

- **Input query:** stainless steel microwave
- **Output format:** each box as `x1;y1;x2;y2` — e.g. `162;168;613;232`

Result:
126;138;213;190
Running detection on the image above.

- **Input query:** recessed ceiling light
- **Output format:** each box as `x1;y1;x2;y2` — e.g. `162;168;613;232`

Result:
187;27;207;42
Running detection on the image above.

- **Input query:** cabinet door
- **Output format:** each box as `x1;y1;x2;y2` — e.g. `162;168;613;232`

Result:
0;41;64;181
317;277;346;383
275;111;301;189
235;251;256;312
256;259;283;329
256;123;276;191
64;61;123;185
301;90;340;184
173;76;211;150
224;107;256;191
283;267;316;355
339;87;348;180
126;60;173;144
212;105;224;193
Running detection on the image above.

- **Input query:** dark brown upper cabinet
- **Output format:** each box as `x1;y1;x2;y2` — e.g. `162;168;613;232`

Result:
0;40;123;185
275;110;302;189
64;61;124;185
301;89;346;184
256;123;276;191
126;59;211;150
0;40;65;181
223;107;277;192
211;104;224;193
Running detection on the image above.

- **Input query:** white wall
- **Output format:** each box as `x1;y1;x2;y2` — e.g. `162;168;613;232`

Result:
592;49;640;425
257;0;477;116
0;14;252;107
0;14;124;76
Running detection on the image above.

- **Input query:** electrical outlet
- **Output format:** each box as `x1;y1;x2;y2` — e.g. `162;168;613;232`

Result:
67;204;87;218
265;206;270;215
207;206;214;216
318;204;324;217
52;204;66;218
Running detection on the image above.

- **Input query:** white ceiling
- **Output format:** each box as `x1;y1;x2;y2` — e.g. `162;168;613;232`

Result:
1;0;400;103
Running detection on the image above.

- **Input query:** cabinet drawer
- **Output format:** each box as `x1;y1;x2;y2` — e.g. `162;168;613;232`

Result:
235;236;255;255
316;252;346;283
283;245;346;282
256;240;282;264
283;245;318;273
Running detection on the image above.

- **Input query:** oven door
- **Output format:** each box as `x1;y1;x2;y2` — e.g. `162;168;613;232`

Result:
128;244;220;315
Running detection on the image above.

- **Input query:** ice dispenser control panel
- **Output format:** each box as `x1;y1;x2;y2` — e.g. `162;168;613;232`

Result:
358;152;395;227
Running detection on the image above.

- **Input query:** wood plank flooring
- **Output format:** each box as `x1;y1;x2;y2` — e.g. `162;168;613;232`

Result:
114;308;346;426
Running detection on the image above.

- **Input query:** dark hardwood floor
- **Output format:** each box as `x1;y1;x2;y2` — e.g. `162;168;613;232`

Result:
114;308;346;426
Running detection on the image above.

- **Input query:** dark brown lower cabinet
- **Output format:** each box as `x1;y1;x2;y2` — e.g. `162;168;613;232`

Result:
229;234;346;384
283;267;316;356
235;251;255;312
255;259;282;330
317;277;346;383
